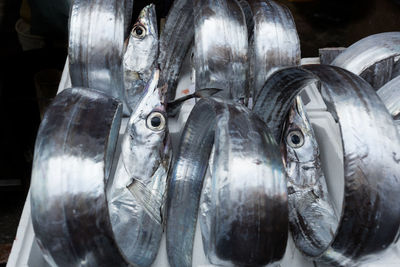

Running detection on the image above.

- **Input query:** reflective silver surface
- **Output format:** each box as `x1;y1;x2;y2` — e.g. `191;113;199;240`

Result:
377;75;400;120
108;70;170;267
253;67;318;141
332;32;400;90
30;88;131;266
166;97;288;267
255;65;400;266
282;97;338;258
305;65;400;265
68;0;133;114
193;0;248;102
123;4;159;111
159;0;193;101
249;0;301;100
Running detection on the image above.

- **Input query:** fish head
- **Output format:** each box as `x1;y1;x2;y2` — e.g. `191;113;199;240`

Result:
129;69;168;148
282;96;321;188
133;4;158;41
124;4;159;73
122;69;170;184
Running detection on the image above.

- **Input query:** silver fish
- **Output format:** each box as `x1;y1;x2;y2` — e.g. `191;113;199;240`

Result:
253;66;318;141
68;0;133;115
159;0;194;102
30;88;131;266
193;0;248;103
377;75;400;121
255;65;400;266
108;69;171;267
332;32;400;90
283;97;338;258
166;97;287;267
124;4;159;111
248;0;301;101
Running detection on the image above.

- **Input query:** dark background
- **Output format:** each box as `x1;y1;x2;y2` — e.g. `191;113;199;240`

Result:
0;0;399;265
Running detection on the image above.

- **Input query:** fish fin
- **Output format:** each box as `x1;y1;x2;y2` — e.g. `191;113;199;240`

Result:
193;88;223;98
126;180;163;224
167;88;222;117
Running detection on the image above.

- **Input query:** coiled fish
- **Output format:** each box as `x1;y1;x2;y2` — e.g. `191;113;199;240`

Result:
68;0;133;115
124;4;159;112
159;0;194;101
108;69;171;267
332;32;400;89
166;97;287;267
248;0;301;101
30;88;134;266
377;75;400;121
193;0;248;102
255;65;400;266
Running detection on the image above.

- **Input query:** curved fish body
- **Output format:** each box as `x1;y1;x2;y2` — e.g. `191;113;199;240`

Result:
108;70;171;267
193;0;248;103
377;75;400;121
124;4;159;111
254;65;400;266
30;88;131;266
236;0;254;40
253;66;318;141
332;32;400;90
159;0;194;101
248;0;301;100
282;97;338;257
166;97;287;267
68;0;133;115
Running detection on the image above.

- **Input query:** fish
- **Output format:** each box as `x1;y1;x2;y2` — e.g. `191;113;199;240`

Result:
254;65;400;266
159;0;194;102
68;0;133;115
30;88;129;266
193;0;248;103
248;0;301;101
107;69;171;267
124;4;159;112
166;97;287;267
331;32;400;90
377;75;400;121
282;96;338;257
253;66;318;141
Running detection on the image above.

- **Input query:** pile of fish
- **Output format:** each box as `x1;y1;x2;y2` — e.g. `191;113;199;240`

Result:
29;0;400;266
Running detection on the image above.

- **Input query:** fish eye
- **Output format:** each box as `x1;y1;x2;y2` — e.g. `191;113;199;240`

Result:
146;112;166;131
286;130;304;148
132;25;146;39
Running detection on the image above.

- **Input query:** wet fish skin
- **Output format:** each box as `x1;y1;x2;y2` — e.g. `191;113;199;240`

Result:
31;88;130;266
68;0;133;115
124;4;159;111
377;75;400;121
167;88;223;117
159;0;194;101
166;97;287;267
254;65;400;266
283;97;337;257
108;69;171;267
253;66;318;141
193;0;249;103
331;32;400;90
304;65;400;265
248;0;301;101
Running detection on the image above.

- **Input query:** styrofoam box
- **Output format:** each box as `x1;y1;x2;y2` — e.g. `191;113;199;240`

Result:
7;57;400;267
